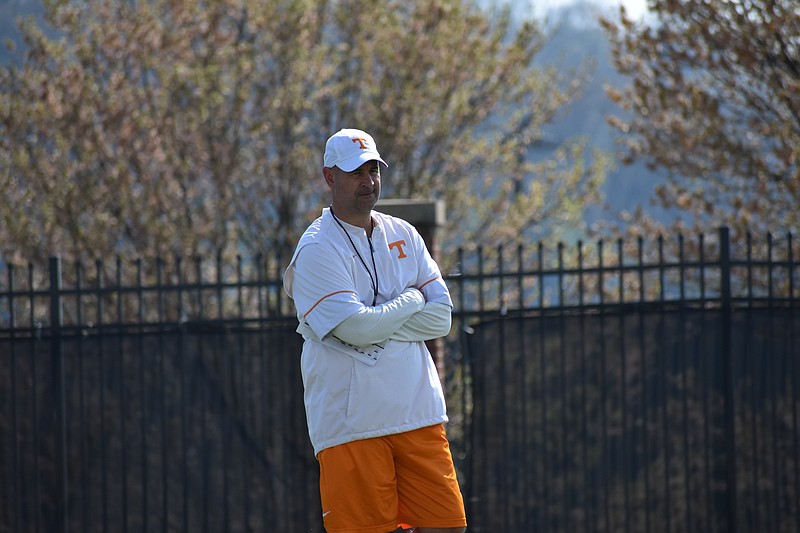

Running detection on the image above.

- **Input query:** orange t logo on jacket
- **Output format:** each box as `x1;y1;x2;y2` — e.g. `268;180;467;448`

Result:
388;240;408;259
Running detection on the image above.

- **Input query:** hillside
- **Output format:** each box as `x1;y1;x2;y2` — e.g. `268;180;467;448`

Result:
527;3;669;224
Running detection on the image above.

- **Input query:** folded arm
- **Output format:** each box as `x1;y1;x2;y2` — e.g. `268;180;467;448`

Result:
330;287;425;347
389;301;452;342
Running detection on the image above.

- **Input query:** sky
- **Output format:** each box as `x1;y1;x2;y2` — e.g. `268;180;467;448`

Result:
528;0;650;20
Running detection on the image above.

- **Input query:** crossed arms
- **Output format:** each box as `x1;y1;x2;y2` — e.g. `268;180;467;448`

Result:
330;287;452;347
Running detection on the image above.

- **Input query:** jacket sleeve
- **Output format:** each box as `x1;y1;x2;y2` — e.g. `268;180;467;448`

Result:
389;301;452;342
329;287;425;347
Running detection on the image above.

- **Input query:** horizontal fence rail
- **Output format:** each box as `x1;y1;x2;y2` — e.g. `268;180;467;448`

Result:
1;227;799;532
448;229;797;318
0;253;294;338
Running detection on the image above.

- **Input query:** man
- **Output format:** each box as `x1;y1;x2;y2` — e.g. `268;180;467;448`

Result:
283;128;467;533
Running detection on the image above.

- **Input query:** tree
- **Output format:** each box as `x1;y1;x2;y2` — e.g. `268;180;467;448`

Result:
601;0;800;238
0;0;606;268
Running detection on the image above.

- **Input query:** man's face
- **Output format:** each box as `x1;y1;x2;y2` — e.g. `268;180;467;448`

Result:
326;160;381;220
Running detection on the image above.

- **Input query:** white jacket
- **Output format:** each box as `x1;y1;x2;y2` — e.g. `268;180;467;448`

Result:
283;208;452;456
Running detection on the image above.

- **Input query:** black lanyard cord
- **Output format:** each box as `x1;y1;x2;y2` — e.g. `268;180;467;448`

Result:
330;208;379;306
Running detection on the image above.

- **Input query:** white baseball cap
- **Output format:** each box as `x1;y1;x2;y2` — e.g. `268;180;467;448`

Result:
323;128;388;172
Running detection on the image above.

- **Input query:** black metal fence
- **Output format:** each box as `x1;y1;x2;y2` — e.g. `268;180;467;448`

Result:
1;227;799;532
0;254;318;532
450;228;799;532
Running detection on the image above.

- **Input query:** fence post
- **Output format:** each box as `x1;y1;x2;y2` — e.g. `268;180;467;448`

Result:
719;227;737;533
49;256;68;532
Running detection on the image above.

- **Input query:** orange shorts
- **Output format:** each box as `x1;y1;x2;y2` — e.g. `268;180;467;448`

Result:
317;423;467;533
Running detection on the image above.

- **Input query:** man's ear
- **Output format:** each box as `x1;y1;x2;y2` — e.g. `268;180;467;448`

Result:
323;167;335;188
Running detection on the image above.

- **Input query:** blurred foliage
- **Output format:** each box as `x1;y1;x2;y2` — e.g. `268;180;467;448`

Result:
601;0;800;240
0;0;607;268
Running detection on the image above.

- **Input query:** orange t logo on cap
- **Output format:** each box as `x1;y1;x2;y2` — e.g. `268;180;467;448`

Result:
351;137;368;149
